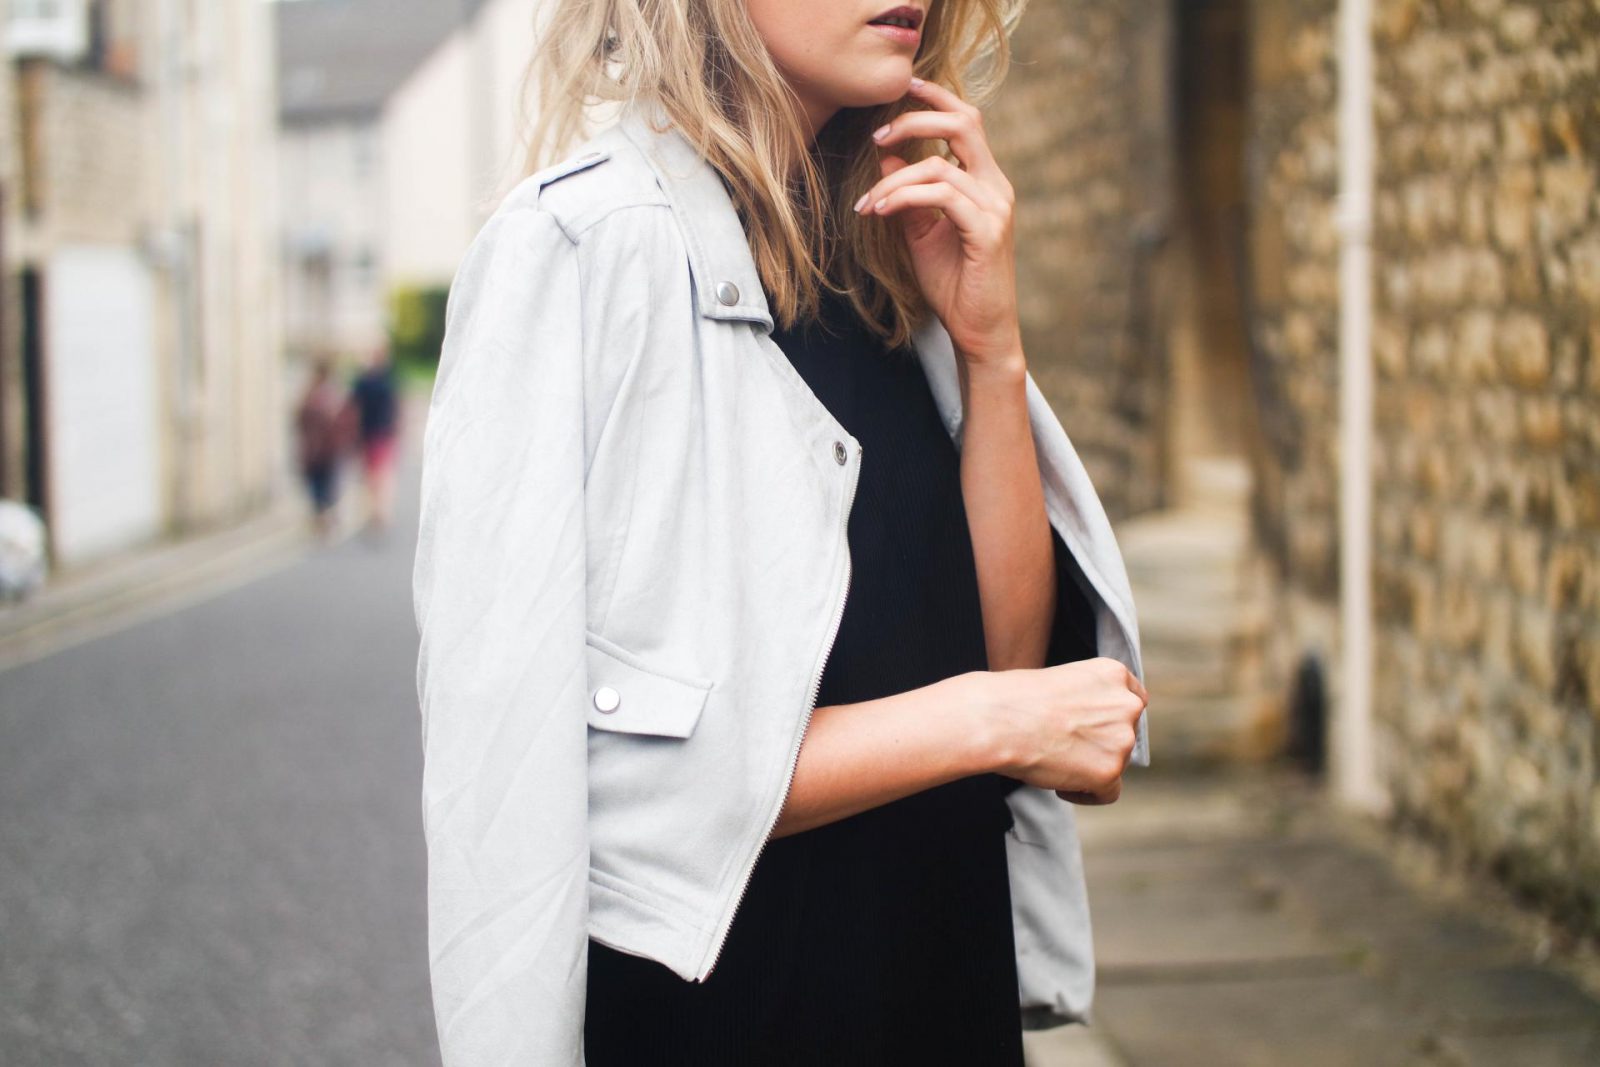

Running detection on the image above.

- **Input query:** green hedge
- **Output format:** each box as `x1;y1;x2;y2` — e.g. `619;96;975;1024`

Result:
388;284;451;373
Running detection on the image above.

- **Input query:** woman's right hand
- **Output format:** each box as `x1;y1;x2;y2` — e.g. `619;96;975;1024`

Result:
971;657;1148;805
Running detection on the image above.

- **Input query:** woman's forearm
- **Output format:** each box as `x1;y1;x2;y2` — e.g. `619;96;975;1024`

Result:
770;671;1003;839
954;350;1057;672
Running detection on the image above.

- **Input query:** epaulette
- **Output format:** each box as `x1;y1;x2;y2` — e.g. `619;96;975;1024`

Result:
535;148;612;192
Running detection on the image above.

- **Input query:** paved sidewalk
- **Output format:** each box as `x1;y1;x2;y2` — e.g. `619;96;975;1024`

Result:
1026;767;1600;1066
0;495;317;673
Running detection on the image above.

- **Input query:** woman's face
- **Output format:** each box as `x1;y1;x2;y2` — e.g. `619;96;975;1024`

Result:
744;1;928;139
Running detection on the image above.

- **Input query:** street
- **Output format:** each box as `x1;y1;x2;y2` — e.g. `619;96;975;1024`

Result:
0;428;437;1065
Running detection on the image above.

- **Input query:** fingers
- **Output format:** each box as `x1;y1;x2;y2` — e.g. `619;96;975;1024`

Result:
854;153;1004;218
1097;656;1149;707
1030;657;1150;806
862;178;997;241
876;79;1003;182
1057;778;1121;806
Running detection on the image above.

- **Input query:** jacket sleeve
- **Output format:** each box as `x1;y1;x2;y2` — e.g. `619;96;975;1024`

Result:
413;204;590;1066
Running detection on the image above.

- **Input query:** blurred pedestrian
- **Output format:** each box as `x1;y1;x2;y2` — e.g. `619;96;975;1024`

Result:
294;358;349;542
346;341;402;540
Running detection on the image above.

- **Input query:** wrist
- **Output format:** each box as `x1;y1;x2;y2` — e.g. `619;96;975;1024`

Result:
944;670;1024;778
955;352;1027;414
954;337;1026;383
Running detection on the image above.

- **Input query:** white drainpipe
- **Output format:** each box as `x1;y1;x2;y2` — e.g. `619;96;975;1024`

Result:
1336;0;1386;813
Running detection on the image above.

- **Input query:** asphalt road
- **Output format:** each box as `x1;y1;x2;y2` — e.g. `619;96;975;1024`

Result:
0;425;439;1065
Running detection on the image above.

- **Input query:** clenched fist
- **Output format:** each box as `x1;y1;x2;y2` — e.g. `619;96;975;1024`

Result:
966;657;1148;805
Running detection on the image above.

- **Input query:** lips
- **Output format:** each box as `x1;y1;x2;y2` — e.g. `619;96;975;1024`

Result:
867;5;924;30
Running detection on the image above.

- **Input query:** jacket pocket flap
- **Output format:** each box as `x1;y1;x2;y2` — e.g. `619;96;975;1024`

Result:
584;632;712;738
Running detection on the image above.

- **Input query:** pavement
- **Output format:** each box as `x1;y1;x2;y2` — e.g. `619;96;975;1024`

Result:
1026;768;1600;1067
0;393;434;1066
0;493;315;673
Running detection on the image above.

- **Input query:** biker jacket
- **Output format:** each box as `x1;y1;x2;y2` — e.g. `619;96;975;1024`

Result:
412;98;1151;1066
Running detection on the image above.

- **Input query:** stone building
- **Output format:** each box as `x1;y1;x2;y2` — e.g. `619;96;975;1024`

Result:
991;0;1599;932
276;0;539;365
0;0;283;569
275;0;485;364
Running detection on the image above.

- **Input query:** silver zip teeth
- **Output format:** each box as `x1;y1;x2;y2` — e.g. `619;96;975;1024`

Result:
697;438;863;982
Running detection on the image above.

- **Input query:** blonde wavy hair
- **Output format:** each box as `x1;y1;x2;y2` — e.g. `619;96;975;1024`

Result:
518;0;1027;350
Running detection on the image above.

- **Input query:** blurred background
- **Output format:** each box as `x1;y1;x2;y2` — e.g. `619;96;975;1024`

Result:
0;0;1597;1064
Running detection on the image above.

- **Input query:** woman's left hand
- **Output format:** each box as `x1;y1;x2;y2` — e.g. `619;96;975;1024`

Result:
856;77;1021;370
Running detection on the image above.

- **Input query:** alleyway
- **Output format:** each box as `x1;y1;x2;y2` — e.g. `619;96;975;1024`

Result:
1038;770;1600;1066
3;392;1597;1065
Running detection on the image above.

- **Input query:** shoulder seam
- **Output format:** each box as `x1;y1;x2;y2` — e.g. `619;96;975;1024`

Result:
482;201;581;249
483;198;670;252
496;194;668;245
563;200;673;241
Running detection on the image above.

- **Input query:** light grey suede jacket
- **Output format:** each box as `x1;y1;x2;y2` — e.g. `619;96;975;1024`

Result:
412;100;1151;1066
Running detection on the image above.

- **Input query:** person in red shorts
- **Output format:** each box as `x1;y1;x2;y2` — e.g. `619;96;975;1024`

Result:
346;342;401;540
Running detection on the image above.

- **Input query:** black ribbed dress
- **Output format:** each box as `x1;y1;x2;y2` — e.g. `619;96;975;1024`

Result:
584;283;1101;1066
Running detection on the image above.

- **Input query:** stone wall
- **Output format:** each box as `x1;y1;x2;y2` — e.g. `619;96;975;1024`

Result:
992;0;1600;933
1368;0;1600;929
21;62;147;246
1243;0;1600;931
988;0;1174;522
1244;0;1342;607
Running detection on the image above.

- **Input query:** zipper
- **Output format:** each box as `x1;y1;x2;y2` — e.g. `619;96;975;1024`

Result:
695;436;863;981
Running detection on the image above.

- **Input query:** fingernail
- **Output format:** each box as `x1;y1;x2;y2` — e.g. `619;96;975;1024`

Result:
853;193;869;213
871;124;890;142
909;76;924;87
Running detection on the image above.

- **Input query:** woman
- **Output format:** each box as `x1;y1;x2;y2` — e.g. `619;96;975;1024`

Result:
413;2;1150;1064
294;358;349;541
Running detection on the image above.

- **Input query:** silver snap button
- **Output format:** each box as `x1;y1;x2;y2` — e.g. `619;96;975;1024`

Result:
716;280;740;306
833;440;848;465
592;685;621;713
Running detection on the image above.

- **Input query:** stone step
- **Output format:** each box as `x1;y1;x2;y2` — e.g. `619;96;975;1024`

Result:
1120;536;1250;575
1146;692;1252;765
1182;454;1254;506
1142;636;1233;673
1111;493;1272;767
1126;574;1248;607
1135;597;1269;650
1144;671;1236;704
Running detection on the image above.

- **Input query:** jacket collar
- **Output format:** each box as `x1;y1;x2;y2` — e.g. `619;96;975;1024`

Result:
612;101;960;438
613;102;951;371
616;101;776;333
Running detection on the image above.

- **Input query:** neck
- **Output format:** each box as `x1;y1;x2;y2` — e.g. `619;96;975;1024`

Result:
788;86;837;146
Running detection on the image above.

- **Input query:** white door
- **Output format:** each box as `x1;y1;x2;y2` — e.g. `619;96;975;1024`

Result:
45;244;163;567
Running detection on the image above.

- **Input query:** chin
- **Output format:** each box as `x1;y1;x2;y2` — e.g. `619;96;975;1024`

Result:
831;68;916;110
